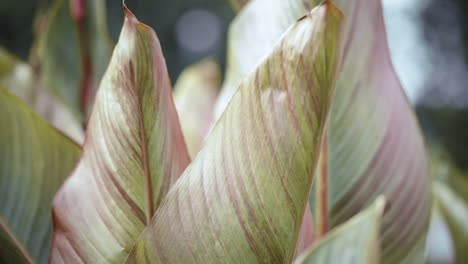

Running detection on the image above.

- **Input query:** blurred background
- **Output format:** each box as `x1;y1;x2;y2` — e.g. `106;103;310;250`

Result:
0;0;235;81
1;0;467;262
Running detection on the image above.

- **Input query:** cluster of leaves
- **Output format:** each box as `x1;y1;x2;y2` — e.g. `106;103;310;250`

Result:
2;0;465;263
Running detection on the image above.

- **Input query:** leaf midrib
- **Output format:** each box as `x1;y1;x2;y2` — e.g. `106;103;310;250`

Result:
131;59;154;224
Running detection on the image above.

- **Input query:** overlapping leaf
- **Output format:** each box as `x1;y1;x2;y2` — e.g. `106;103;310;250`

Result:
315;1;431;262
295;197;385;264
0;89;81;264
126;3;342;263
50;8;191;263
38;0;112;118
0;48;84;143
214;0;314;119
174;58;220;158
216;0;431;262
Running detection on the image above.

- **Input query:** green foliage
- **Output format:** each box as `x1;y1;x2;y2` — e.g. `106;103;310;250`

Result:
0;0;445;263
0;89;80;263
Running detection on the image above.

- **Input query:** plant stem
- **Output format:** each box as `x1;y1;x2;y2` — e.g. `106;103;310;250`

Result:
71;0;92;117
315;136;328;238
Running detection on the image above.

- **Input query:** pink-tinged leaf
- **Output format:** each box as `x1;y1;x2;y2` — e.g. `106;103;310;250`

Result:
174;58;221;158
50;7;191;263
126;2;343;263
215;0;431;261
310;0;432;262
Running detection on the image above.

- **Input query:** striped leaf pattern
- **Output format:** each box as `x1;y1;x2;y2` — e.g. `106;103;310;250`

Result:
126;3;342;263
216;0;431;262
315;0;431;262
0;89;80;264
50;8;190;263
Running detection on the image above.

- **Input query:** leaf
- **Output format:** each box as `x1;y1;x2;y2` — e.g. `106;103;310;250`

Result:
214;0;431;261
50;7;191;263
0;48;84;143
0;48;35;101
213;0;315;120
314;0;432;262
38;0;112;118
126;2;343;263
174;58;221;158
433;182;468;263
0;88;81;264
294;197;385;264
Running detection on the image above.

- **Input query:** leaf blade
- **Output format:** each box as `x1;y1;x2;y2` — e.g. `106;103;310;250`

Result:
174;58;221;158
216;0;432;261
50;7;191;263
316;1;432;262
295;197;385;264
0;88;81;263
38;0;112;118
127;3;343;263
0;48;84;143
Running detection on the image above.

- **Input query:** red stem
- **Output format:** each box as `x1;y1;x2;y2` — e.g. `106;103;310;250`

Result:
71;0;92;116
316;136;328;237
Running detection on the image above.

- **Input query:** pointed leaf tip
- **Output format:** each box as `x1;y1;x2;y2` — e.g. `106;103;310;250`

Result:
123;3;138;24
295;197;386;264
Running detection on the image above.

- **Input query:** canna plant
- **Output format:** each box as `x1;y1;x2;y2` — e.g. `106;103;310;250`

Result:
0;0;435;263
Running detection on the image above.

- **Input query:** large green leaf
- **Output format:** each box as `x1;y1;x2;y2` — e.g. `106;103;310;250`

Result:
0;48;84;143
38;0;112;118
50;7;191;263
295;197;385;264
215;0;431;262
126;2;342;263
0;89;81;264
174;58;220;158
433;182;468;263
